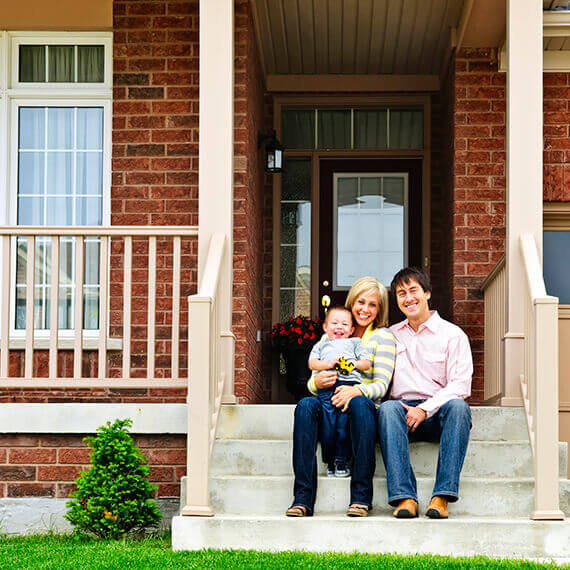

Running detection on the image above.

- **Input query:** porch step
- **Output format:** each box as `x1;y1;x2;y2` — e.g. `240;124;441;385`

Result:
172;515;570;560
216;404;530;441
212;439;568;479
207;475;570;518
173;405;570;556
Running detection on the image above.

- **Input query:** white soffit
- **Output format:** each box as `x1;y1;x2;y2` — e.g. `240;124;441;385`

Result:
252;0;465;76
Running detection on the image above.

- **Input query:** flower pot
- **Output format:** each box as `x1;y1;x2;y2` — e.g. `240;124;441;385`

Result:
281;346;313;402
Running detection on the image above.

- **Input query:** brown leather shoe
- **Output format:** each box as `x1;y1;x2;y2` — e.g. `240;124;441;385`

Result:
393;498;418;518
426;496;448;519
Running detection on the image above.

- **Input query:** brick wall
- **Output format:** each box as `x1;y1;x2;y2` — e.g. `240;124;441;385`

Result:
453;48;506;401
0;434;185;499
544;72;570;201
232;1;270;402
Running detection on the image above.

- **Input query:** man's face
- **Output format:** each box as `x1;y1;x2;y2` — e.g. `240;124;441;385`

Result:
323;309;354;340
395;278;431;323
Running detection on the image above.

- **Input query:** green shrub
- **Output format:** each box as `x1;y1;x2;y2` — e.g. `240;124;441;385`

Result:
65;418;161;539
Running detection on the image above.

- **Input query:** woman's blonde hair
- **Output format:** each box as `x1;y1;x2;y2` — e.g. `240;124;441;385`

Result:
344;276;389;329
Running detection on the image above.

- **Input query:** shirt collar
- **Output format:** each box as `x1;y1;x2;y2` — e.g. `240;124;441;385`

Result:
395;311;441;334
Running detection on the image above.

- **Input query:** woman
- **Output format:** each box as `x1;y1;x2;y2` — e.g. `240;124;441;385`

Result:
285;276;395;517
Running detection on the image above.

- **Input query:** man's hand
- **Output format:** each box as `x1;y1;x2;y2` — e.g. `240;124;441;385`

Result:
314;370;337;390
400;402;427;432
332;385;361;412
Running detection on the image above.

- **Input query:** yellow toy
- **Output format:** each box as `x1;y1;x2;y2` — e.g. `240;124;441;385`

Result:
334;356;355;376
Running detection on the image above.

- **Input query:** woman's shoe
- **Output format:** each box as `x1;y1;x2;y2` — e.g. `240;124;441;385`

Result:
285;505;309;517
346;504;369;517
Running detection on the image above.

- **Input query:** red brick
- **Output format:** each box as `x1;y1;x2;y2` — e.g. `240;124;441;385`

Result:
58;448;91;464
7;484;55;497
10;449;56;464
37;465;86;481
0;466;36;481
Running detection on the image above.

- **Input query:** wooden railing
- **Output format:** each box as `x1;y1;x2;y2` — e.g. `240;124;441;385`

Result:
482;255;506;402
0;226;197;388
520;234;564;520
181;233;231;516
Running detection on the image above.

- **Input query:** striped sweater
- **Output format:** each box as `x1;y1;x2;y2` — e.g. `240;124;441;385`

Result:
307;325;396;406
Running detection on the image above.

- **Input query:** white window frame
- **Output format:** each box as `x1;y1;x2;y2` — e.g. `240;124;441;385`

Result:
1;31;113;347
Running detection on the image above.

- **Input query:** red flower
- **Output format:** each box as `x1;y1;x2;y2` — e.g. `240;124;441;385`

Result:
297;338;302;344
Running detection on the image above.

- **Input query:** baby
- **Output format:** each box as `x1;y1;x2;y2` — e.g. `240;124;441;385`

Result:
308;306;371;477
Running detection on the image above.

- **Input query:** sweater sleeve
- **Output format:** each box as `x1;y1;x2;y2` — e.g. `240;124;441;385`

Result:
355;328;396;403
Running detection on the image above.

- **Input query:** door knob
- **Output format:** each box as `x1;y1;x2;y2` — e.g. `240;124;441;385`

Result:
321;295;331;312
322;280;329;287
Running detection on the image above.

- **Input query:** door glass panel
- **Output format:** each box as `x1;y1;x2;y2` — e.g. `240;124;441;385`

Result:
281;110;314;149
389;109;423;149
544;231;570;303
334;174;407;289
279;159;312;320
354;110;388;149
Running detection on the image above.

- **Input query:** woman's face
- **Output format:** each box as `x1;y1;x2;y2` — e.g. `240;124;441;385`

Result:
351;289;380;329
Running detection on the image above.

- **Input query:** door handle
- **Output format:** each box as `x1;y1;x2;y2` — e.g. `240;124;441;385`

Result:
321;294;331;313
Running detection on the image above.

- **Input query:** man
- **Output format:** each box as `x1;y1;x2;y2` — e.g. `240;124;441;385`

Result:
377;267;472;519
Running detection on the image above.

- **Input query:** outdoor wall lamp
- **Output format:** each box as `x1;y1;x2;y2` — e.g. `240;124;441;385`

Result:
258;130;284;173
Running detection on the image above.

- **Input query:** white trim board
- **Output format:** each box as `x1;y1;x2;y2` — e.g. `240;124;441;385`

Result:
0;403;187;434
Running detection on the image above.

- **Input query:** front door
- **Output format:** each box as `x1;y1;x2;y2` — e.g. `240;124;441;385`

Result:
318;158;422;323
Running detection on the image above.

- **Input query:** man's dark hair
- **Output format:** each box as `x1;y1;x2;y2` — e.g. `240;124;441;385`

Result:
390;267;432;297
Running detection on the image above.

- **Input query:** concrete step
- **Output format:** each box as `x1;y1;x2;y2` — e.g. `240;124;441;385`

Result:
211;439;568;479
172;514;570;560
216;405;530;442
202;475;570;518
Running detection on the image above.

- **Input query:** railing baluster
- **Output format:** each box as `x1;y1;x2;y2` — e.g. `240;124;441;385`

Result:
122;236;132;379
25;236;35;379
49;235;59;379
98;236;109;379
147;236;157;379
1;236;11;377
171;236;181;380
74;236;84;379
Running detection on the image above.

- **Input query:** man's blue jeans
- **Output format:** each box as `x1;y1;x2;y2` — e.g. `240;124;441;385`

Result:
291;395;377;514
377;398;472;506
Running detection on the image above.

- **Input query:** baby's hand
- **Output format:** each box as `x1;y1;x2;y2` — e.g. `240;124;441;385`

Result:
325;359;339;369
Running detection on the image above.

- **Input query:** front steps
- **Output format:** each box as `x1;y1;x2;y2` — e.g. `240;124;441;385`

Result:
172;405;570;559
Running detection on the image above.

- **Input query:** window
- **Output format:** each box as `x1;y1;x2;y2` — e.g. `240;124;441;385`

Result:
1;32;112;334
544;203;570;305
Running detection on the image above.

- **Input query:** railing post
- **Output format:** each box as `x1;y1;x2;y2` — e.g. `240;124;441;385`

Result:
532;298;564;520
181;295;214;517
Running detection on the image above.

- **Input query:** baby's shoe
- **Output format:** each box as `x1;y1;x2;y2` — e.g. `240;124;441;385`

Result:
334;459;351;478
326;464;335;477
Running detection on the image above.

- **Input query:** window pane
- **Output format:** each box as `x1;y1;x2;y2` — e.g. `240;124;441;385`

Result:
77;153;103;195
389;109;423;149
544;231;570;303
318;110;351;149
19;45;46;82
48;108;74;149
19;153;44;195
354;110;388;149
83;287;100;329
18;197;44;225
48;46;74;82
78;46;105;82
280;158;311;319
46;197;73;225
77;108;103;150
19;108;45;149
282;110;314;149
77;197;102;225
84;240;100;285
47;153;73;195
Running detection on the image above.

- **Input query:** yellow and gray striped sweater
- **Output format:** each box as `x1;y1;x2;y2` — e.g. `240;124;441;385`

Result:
307;325;395;406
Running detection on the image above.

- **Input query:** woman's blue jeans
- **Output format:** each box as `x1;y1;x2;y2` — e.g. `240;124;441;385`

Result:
377;398;472;506
291;395;377;514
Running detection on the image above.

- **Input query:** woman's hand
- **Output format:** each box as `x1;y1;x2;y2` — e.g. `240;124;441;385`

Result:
331;385;362;412
313;370;337;390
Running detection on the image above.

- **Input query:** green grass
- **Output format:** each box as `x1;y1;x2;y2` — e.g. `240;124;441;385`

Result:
0;534;561;569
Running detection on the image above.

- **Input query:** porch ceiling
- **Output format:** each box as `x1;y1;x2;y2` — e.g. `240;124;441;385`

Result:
252;0;465;77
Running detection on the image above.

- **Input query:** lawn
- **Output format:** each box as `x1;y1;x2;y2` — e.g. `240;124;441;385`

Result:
0;534;561;569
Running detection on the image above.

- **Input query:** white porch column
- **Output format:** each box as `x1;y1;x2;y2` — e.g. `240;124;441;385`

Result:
198;0;236;403
503;0;543;406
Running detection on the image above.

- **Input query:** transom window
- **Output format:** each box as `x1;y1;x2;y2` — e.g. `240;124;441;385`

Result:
282;107;424;150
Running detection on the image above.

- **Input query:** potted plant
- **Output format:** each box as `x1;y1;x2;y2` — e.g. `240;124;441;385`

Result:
271;315;322;401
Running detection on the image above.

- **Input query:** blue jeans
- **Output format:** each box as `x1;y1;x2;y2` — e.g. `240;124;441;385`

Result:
291;395;377;514
377;398;472;506
317;380;356;466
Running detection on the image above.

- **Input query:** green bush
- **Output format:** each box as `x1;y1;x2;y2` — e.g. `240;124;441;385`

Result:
65;418;161;539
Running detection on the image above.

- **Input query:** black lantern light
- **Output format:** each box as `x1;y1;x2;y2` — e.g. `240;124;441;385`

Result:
258;130;284;174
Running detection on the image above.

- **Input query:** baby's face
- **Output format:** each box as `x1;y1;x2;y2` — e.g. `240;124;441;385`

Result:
323;309;354;340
